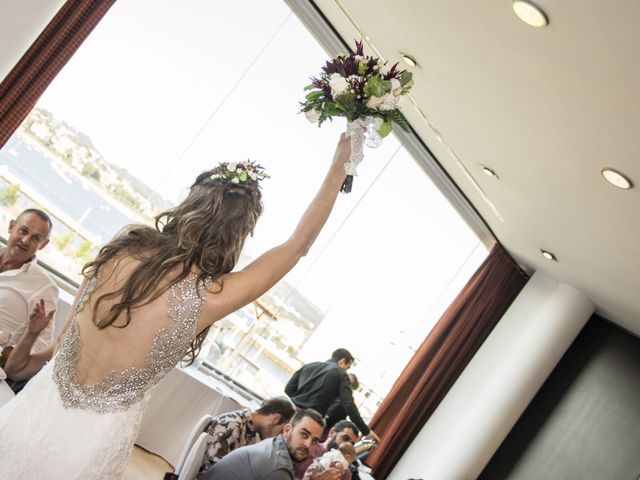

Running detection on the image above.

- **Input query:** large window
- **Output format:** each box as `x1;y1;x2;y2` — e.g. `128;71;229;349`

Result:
0;0;487;419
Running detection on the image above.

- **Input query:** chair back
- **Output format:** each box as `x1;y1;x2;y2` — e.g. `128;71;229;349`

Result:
173;414;213;474
177;432;209;480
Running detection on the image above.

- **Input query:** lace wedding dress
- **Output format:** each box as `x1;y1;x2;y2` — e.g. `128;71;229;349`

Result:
0;273;211;479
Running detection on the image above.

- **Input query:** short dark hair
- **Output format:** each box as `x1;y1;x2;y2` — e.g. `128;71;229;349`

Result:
256;396;295;424
17;208;53;238
290;408;324;430
333;419;359;437
331;348;354;363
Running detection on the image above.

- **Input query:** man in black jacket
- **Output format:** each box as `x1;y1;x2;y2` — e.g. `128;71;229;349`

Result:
285;348;380;442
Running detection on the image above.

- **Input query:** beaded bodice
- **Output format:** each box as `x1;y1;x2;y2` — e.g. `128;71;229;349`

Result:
53;274;211;413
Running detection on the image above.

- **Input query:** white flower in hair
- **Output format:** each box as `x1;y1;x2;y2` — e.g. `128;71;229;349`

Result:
210;160;270;185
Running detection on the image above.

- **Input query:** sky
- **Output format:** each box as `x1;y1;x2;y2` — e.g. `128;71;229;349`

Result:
35;0;487;397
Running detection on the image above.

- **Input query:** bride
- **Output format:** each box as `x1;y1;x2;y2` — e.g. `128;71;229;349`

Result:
0;134;351;479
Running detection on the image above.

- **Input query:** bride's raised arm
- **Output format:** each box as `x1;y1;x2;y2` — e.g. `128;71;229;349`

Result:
201;133;351;326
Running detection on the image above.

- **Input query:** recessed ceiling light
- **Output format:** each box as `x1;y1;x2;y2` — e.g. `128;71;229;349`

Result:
401;53;418;68
512;1;549;28
540;249;557;261
481;166;498;178
601;167;633;190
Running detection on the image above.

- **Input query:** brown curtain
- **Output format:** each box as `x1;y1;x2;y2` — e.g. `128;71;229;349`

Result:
365;243;529;479
0;0;116;148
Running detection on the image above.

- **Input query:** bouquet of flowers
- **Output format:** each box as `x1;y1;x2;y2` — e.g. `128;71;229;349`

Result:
300;40;414;192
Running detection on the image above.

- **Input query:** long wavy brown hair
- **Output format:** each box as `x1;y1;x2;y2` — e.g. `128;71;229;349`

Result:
82;169;263;363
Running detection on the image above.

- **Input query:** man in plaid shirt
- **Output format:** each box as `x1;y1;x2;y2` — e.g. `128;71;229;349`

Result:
197;396;295;478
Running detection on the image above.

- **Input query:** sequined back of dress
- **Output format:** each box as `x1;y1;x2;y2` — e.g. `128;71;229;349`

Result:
53;274;211;413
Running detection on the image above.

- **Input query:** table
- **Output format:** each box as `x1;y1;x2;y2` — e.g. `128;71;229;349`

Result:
136;364;256;467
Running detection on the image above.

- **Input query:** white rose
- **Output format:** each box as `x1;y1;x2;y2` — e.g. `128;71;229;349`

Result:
329;73;349;96
390;78;402;95
249;171;257;180
366;95;385;109
227;162;237;172
304;108;322;123
379;93;400;111
231;177;240;184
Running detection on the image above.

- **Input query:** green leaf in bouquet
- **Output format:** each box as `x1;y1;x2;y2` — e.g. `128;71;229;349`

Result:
304;83;317;91
364;74;390;97
377;119;392;138
389;109;411;132
336;91;357;111
305;90;324;101
334;101;347;112
399;71;413;87
402;78;414;92
357;60;368;76
323;102;345;118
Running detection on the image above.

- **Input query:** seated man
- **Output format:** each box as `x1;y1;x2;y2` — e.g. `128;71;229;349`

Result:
196;396;296;478
295;420;359;480
0;209;58;389
201;408;343;480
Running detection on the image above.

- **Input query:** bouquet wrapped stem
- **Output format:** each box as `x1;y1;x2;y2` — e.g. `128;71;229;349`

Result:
342;117;374;193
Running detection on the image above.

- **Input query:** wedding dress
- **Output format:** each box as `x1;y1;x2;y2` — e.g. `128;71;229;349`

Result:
0;272;211;479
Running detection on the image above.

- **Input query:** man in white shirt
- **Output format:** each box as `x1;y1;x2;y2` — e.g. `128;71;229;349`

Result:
0;209;58;366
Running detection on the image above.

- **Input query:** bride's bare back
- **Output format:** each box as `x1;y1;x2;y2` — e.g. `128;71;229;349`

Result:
55;256;211;412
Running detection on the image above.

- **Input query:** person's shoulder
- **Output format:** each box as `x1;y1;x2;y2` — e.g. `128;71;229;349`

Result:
303;360;327;370
26;261;58;289
220;436;266;461
238;435;279;460
213;407;251;426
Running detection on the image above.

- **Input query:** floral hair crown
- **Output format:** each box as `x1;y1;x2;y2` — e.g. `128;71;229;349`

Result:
210;160;270;185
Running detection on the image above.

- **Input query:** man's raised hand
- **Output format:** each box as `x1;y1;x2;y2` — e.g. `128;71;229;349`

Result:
28;298;55;335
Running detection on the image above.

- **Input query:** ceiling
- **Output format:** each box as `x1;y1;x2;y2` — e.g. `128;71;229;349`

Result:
287;0;640;336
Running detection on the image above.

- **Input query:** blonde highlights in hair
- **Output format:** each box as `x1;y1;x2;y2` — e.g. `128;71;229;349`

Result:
82;169;263;363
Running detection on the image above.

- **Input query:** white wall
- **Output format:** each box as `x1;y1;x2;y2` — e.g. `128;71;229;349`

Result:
389;271;595;480
0;0;66;81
